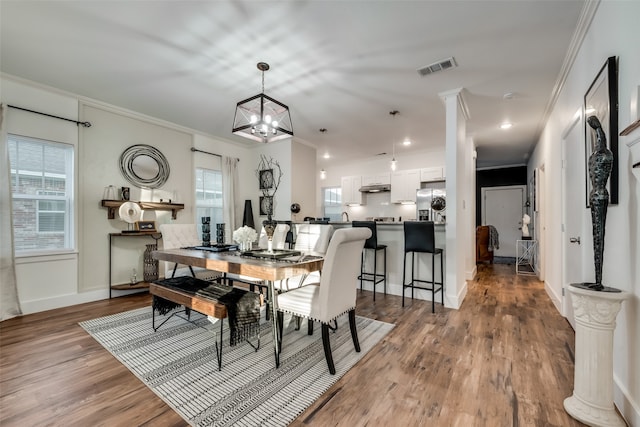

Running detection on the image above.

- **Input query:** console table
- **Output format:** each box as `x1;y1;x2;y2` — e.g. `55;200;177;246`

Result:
109;232;161;298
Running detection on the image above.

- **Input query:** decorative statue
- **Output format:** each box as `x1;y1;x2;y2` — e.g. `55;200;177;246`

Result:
256;155;283;252
574;116;618;292
522;213;531;238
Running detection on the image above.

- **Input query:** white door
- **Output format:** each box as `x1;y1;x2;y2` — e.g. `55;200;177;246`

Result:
482;186;525;258
561;115;584;330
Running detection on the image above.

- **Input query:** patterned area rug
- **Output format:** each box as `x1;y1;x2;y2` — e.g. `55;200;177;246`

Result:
80;307;394;427
494;256;516;265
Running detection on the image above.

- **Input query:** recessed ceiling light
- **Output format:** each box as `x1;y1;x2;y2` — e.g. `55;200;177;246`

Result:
323;152;330;159
402;139;411;146
500;123;513;130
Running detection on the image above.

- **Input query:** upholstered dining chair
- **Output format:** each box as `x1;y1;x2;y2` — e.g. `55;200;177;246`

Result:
274;223;334;292
275;227;372;374
257;223;290;250
158;223;220;281
224;224;290;319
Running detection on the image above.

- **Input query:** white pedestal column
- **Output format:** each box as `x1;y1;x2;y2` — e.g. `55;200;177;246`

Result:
564;285;630;427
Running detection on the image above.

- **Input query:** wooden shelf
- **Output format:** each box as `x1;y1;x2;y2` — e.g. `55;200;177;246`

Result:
101;200;185;220
111;281;152;291
109;231;162;238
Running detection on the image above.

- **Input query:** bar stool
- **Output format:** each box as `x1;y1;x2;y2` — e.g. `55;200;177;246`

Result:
402;221;444;312
352;221;386;301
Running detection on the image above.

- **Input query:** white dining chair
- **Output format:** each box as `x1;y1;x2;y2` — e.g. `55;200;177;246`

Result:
274;223;334;292
224;224;291;319
275;227;371;374
158;223;221;281
257;223;290;250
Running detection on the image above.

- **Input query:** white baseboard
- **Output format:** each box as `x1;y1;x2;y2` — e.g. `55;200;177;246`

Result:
19;288;148;314
466;265;477;281
614;373;640;427
544;280;563;315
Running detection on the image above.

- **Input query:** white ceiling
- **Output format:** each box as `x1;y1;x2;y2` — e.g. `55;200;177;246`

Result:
0;0;586;169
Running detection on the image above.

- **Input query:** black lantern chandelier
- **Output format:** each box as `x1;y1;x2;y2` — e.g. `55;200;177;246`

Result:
232;62;294;143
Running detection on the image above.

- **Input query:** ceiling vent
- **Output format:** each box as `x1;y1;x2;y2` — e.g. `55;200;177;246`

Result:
417;57;457;76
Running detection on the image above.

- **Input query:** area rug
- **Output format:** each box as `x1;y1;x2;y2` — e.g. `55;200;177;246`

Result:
494;256;516;265
80;307;394;427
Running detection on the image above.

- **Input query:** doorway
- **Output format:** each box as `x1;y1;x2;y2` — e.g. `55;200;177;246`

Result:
481;185;526;258
561;113;583;330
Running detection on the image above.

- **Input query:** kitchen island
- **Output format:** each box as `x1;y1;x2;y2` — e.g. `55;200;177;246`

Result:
325;221;446;305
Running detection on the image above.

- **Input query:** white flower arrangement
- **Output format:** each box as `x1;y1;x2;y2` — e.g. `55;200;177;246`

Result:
233;226;257;250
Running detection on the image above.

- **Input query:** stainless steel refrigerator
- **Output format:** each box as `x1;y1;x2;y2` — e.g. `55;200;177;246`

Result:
416;182;446;223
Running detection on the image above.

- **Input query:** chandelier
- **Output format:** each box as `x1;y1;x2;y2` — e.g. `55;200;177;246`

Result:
232;62;294;143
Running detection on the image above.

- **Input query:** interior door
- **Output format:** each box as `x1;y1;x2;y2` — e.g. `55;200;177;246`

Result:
482;186;525;258
562;115;584;330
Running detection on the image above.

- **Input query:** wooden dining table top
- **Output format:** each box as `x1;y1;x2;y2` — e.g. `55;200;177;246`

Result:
152;248;324;282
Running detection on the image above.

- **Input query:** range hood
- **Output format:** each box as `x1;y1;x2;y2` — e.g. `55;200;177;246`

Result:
359;184;391;193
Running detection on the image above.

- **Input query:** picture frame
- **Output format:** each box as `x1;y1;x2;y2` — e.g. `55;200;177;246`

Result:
259;169;274;190
136;220;156;232
584;56;618;207
259;196;273;216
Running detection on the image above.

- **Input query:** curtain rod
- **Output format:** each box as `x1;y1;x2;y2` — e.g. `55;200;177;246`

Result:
190;147;239;162
8;104;91;127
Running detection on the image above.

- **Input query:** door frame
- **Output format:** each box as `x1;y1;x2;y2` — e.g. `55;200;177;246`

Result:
480;185;526;258
560;111;582;328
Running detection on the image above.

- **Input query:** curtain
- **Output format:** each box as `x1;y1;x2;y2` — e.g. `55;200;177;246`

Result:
0;104;22;320
222;156;239;243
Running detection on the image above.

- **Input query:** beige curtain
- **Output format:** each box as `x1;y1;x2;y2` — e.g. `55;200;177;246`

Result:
0;104;22;320
222;156;239;244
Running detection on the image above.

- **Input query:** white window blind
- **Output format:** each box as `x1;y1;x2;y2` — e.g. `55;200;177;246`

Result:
8;135;74;252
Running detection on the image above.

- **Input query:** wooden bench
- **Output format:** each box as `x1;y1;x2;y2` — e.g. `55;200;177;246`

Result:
149;278;260;370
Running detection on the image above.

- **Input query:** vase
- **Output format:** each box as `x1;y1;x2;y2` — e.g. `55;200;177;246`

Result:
243;200;255;229
143;243;158;282
263;216;277;253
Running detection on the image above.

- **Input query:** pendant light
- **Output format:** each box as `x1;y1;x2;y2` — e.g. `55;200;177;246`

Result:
232;62;294;143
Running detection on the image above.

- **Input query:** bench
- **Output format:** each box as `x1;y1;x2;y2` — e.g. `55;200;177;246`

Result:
150;277;260;370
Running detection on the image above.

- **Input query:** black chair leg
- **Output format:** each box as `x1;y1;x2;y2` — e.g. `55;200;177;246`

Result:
372;249;376;301
440;252;444;306
383;248;387;295
431;252;435;313
402;252;407;307
359;252;364;291
277;311;284;352
308;319;314;335
321;323;336;375
348;309;360;352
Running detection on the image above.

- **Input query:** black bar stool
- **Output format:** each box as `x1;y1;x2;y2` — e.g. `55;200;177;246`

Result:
352;221;386;301
402;221;444;312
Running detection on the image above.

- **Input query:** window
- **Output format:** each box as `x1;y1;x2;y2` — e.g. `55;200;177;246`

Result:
322;186;342;221
8;135;74;253
195;167;223;235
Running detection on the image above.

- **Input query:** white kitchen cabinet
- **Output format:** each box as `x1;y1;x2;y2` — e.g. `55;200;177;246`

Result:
341;175;363;205
420;166;445;182
390;169;420;203
362;173;391;186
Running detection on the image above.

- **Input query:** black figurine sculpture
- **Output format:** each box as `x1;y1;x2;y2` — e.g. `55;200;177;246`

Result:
574;116;619;292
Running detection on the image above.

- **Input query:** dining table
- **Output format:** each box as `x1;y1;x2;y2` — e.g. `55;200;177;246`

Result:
151;247;324;367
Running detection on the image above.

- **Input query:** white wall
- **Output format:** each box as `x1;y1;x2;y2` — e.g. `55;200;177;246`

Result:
292;141;317;222
528;2;639;423
1;74;257;312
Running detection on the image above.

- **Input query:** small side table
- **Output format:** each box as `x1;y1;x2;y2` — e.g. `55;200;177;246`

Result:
516;239;537;275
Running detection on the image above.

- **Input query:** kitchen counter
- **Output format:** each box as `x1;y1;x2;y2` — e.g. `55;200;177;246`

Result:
321;221;446;304
326;221;446;226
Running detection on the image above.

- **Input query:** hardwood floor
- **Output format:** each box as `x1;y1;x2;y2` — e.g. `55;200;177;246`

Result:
0;264;584;426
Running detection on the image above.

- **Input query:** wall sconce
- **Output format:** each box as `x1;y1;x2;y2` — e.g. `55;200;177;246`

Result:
320;169;326;180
